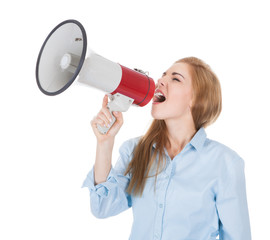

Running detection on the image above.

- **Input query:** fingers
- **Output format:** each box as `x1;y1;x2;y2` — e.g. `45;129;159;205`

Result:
92;110;112;128
91;96;113;127
92;95;111;126
106;111;123;136
91;95;124;138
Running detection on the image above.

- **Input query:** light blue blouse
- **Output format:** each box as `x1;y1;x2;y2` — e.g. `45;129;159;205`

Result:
82;128;251;240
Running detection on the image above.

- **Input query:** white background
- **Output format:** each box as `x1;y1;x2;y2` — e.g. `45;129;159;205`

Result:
1;0;269;239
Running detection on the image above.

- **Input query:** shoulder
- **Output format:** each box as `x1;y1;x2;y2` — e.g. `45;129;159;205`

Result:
203;138;245;168
118;137;141;157
201;138;246;188
113;137;141;174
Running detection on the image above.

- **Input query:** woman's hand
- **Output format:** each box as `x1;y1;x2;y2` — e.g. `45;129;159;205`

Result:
91;95;123;143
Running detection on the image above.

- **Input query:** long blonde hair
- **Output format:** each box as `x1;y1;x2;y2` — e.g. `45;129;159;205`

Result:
124;57;222;196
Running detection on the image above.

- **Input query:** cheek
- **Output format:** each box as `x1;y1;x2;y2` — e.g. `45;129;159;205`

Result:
151;88;193;119
170;89;192;108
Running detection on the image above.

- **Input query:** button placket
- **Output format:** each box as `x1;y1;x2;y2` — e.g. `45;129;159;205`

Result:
153;156;175;240
153;169;169;239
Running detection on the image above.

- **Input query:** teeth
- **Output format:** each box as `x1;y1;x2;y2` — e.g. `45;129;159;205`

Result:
154;92;164;97
154;91;166;103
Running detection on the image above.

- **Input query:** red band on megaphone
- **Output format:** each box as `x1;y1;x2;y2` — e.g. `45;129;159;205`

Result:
111;65;155;107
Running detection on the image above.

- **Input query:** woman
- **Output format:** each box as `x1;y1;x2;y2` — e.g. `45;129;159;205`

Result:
82;57;252;240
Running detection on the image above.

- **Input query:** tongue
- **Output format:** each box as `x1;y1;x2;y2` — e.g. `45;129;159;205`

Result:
159;95;166;102
154;95;166;103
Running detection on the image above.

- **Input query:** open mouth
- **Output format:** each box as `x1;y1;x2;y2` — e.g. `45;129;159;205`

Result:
153;90;166;103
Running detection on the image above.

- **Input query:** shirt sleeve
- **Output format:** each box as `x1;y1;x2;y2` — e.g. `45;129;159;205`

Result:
81;139;137;219
216;156;252;240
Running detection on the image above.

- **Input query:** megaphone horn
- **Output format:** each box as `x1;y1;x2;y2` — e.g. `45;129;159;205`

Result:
36;19;155;134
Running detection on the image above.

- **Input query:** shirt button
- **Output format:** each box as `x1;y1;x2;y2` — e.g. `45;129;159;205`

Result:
159;204;163;208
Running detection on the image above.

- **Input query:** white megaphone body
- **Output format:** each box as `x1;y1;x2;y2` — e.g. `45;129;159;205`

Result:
36;19;155;134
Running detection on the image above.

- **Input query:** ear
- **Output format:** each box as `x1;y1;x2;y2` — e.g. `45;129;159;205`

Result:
189;99;193;108
189;92;195;108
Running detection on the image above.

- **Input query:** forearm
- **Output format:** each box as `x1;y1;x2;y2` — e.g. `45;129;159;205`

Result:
94;139;115;185
91;95;123;185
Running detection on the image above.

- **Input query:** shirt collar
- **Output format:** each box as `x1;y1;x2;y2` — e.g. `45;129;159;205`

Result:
152;127;207;152
189;127;207;152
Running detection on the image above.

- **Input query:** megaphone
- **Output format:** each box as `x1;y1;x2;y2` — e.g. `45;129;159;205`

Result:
36;19;155;134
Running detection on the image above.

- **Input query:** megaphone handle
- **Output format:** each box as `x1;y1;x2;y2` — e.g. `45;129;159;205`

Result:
96;107;116;135
96;93;134;134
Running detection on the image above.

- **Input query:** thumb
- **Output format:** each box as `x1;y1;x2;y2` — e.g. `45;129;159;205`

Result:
102;95;109;108
112;111;123;124
106;111;123;136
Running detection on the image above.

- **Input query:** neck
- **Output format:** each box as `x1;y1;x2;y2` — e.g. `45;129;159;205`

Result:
165;117;196;158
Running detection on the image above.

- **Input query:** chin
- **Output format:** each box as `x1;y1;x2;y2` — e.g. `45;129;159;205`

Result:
151;109;165;120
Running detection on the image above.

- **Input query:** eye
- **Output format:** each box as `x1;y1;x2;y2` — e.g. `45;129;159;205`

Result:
173;78;181;82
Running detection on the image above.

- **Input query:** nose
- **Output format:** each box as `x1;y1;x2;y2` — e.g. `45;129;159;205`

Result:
156;77;165;88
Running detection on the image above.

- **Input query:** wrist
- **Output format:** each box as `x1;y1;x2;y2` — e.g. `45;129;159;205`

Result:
97;137;115;149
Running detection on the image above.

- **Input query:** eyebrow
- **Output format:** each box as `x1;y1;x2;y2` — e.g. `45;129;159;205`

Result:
163;71;185;79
